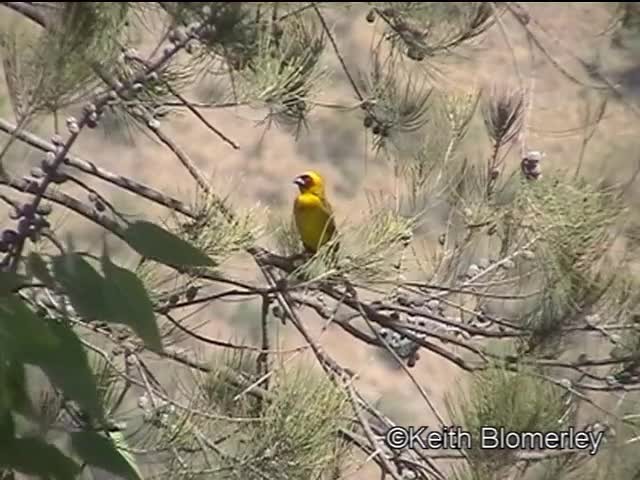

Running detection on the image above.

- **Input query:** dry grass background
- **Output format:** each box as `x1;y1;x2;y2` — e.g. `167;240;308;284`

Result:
2;3;640;477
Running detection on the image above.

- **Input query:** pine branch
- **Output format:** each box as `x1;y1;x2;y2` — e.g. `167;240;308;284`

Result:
0;118;194;217
0;174;125;237
1;2;49;27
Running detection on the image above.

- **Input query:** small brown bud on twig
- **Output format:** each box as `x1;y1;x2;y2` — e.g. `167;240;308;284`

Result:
407;351;419;367
521;150;544;180
169;27;188;44
363;115;374;128
186;286;198;301
185;42;198;55
66;117;79;134
500;259;515;270
21;204;35;219
87;112;99;129
2;230;18;245
407;45;425;62
467;264;481;278
37;204;52;216
521;250;535;260
51;172;68;185
366;9;376;23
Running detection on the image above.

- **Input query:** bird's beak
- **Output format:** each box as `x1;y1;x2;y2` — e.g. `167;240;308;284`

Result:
293;177;305;187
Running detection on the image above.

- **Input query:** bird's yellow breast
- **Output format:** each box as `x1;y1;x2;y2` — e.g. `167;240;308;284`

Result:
293;193;335;252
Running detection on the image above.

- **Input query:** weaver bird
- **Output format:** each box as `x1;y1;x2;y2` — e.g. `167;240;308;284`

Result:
292;171;338;255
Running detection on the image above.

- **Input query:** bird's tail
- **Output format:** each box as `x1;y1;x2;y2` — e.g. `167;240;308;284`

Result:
325;239;340;267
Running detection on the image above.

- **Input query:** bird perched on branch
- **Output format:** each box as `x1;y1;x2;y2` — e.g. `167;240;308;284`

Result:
292;170;338;255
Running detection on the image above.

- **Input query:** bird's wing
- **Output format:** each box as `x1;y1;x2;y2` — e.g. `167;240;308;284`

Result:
320;196;337;237
293;193;338;253
319;197;341;261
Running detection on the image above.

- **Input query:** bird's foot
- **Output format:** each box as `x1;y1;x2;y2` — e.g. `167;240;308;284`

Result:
287;251;314;267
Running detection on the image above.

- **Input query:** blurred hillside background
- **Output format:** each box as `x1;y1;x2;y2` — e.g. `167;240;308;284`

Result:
2;3;640;477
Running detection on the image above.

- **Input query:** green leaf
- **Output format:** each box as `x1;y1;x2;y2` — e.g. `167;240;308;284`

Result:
4;356;34;418
52;253;110;321
0;271;25;295
27;252;55;287
51;248;164;354
40;321;104;421
0;410;15;445
71;431;142;480
0;295;59;360
102;249;163;353
123;220;216;267
0;296;104;421
0;437;81;479
109;430;144;480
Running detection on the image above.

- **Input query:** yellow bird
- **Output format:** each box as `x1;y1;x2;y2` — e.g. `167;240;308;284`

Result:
292;170;338;254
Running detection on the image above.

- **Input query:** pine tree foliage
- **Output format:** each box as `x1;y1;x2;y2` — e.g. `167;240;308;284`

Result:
446;364;572;474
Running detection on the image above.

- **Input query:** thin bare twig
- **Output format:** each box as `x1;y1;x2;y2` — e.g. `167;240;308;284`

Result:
256;294;271;386
145;121;211;195
344;381;403;480
312;3;364;102
160;310;307;356
165;84;240;150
